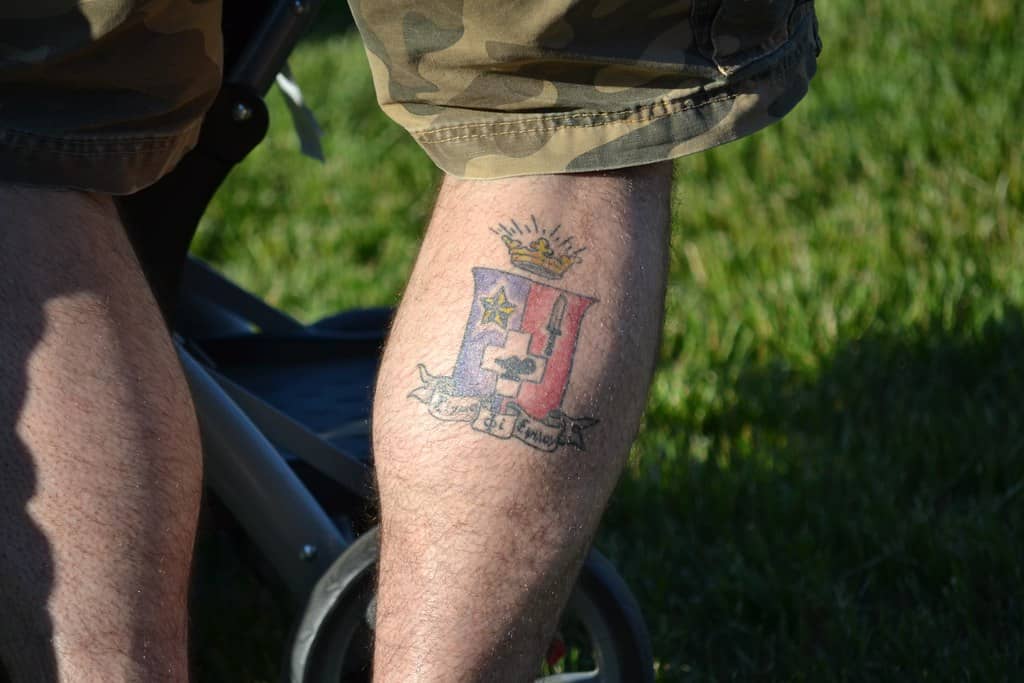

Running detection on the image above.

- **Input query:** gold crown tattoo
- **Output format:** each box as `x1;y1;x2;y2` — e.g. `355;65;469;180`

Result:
492;216;585;280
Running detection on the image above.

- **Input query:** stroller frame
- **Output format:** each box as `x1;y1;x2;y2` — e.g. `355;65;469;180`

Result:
120;0;364;599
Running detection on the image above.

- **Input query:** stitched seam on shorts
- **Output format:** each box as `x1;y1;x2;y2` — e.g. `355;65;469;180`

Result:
0;124;198;157
717;5;817;80
415;18;817;146
727;1;815;73
417;92;740;145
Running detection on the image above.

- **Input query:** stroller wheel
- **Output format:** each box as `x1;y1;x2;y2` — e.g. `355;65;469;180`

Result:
287;527;654;683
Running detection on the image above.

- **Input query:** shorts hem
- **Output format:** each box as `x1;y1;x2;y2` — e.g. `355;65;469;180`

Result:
0;120;203;195
411;8;820;179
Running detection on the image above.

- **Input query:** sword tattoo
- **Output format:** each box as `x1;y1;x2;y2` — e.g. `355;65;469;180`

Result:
544;294;567;356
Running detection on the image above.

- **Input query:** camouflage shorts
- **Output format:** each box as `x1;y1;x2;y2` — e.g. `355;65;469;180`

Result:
0;0;820;193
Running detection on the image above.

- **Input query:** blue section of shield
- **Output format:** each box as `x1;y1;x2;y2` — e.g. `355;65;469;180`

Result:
452;268;532;398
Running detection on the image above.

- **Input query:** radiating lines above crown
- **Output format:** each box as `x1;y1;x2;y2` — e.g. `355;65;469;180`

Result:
492;216;585;280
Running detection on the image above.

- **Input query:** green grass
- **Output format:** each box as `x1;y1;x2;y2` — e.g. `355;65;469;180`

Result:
192;0;1024;679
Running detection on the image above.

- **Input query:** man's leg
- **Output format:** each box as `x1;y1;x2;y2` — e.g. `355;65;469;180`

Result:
372;163;672;681
0;187;201;681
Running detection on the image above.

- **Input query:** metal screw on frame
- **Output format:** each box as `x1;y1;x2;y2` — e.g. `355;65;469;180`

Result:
231;102;253;122
299;544;318;561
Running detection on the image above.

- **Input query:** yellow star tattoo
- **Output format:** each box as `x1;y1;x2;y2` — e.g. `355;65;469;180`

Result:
480;287;517;328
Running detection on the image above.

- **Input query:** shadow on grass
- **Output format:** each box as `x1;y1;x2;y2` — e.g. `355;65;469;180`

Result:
188;304;1024;681
604;308;1024;680
190;497;293;682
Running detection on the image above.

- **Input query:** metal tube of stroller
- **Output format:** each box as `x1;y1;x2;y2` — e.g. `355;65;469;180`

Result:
178;344;346;599
230;0;327;94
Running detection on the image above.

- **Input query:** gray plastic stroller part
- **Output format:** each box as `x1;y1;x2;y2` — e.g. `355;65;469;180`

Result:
209;369;373;499
182;258;306;334
179;343;347;599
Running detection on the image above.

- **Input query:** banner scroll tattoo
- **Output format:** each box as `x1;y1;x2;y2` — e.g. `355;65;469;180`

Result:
409;365;598;452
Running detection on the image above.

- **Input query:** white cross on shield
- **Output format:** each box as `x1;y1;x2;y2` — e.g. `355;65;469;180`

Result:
480;330;547;398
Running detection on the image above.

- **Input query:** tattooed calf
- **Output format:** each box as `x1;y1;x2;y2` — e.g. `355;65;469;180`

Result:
408;216;598;452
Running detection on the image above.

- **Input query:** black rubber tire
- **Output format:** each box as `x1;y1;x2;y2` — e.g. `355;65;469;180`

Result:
286;527;654;683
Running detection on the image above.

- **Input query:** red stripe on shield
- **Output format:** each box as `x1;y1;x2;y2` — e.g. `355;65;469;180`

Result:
515;282;595;420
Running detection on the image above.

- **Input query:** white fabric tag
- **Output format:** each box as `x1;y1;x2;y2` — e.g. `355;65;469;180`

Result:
276;62;325;162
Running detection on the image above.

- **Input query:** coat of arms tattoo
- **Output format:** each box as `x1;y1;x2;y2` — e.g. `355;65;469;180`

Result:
409;217;599;452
